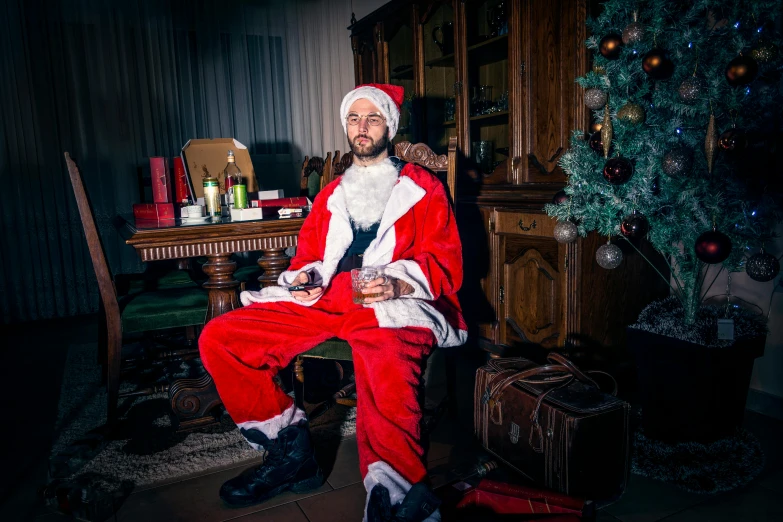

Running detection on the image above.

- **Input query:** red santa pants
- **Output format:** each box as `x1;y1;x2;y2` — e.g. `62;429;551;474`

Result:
199;271;436;485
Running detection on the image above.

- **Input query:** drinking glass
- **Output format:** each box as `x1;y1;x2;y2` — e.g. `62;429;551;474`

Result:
351;267;381;304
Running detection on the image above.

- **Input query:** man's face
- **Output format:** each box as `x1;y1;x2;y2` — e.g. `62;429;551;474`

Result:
346;99;389;159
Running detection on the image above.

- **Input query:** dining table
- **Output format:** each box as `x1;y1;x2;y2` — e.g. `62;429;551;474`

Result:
115;211;307;430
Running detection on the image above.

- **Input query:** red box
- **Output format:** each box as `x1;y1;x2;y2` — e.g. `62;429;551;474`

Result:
133;203;176;221
150;157;172;203
251;197;309;209
173;157;191;204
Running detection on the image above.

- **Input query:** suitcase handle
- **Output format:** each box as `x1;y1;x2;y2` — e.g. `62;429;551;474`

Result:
484;354;618;452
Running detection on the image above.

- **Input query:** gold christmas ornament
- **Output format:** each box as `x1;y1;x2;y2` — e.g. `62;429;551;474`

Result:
705;112;717;174
601;98;613;158
751;42;779;63
617;103;645;124
593;65;607;75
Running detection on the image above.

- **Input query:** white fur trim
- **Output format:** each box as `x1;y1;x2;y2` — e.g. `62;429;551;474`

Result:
362;461;441;522
237;404;307;450
340;86;400;140
369;299;467;348
322;185;357;284
362;176;426;267
382;260;434;300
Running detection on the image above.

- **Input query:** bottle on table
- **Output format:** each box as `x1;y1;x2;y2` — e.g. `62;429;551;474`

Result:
224;150;247;209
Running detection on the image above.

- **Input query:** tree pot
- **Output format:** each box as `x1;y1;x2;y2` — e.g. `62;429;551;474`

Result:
626;327;765;443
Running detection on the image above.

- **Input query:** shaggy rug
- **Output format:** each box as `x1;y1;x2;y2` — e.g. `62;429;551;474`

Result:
630;413;765;494
48;343;356;499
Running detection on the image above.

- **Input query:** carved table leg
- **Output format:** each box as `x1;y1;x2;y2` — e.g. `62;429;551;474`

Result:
257;247;291;288
202;253;241;321
170;253;238;431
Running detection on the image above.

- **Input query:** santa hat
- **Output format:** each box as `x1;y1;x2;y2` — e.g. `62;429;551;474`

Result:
340;83;404;140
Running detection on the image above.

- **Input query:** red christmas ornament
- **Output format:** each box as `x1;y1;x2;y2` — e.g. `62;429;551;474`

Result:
695;229;732;264
588;131;611;155
718;128;747;152
603;157;634;185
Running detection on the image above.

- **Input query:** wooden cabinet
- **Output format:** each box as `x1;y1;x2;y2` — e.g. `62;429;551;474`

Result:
350;1;669;354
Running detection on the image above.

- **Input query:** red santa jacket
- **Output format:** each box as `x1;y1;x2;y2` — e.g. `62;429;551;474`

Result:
240;161;467;347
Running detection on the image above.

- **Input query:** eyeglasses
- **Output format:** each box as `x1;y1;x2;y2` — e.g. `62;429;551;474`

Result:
345;113;386;126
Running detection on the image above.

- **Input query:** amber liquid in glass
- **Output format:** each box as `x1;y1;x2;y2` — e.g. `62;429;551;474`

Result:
353;290;383;304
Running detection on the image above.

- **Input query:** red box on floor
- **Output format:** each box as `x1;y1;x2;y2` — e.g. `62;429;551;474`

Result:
150;157;172;203
133;203;176;221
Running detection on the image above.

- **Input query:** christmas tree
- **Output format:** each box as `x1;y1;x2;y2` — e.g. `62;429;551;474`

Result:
546;0;783;326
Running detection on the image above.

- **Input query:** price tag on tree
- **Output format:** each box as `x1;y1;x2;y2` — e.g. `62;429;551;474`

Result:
717;318;735;341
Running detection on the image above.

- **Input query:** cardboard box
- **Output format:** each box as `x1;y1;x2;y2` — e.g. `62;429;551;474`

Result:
133;203;177;221
255;189;285;201
150;157;172;203
180;138;259;201
229;207;264;221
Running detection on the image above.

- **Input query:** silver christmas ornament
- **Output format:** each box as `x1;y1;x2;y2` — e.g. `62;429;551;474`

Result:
554;221;578;244
596;242;623;269
622;21;644;45
585;88;608;110
678;76;704;103
746;249;780;282
662;148;692;176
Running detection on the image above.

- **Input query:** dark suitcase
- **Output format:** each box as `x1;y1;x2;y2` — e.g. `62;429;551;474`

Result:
474;353;630;501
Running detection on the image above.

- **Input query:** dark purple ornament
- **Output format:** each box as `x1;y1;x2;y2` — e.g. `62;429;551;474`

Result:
746;249;780;282
552;190;569;205
642;48;675;80
603;157;634;185
589;131;611;155
695;229;732;264
621;210;650;239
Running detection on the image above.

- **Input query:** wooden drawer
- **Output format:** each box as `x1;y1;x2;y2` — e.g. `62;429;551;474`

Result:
493;209;555;238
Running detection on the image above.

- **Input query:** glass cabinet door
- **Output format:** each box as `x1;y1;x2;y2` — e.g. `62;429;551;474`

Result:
421;2;457;155
464;0;509;180
386;18;416;145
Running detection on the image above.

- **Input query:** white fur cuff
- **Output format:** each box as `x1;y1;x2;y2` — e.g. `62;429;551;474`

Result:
362;461;441;522
382;260;434;300
237;404;307;450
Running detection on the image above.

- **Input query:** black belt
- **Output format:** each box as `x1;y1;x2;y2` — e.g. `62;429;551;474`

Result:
336;254;363;274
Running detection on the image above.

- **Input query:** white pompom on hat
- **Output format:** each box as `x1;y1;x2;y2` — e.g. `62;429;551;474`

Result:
340;83;405;140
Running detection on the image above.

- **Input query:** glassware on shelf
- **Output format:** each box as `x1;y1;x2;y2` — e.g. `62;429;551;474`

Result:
444;97;456;122
472;140;494;172
487;2;508;37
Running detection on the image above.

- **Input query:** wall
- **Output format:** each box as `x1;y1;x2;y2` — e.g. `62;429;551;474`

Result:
351;0;388;22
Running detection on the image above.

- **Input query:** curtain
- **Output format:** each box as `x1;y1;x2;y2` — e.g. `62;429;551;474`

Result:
0;0;355;323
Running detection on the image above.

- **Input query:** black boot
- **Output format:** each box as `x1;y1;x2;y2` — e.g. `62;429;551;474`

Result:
220;420;324;508
367;482;441;522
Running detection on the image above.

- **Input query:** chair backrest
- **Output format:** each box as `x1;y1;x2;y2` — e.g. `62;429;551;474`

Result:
395;136;458;205
322;150;353;187
64;153;121;324
318;137;458;204
300;153;330;198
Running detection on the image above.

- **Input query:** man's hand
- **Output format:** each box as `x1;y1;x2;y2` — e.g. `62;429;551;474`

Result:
361;275;413;303
290;271;323;302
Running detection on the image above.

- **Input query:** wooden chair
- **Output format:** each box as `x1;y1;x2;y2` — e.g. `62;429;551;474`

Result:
300;153;330;198
64;152;210;423
292;137;459;418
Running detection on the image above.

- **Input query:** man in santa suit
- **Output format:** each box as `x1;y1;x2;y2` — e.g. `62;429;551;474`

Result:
199;83;466;521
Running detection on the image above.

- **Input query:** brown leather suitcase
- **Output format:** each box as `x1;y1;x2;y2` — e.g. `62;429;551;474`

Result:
474;353;630;501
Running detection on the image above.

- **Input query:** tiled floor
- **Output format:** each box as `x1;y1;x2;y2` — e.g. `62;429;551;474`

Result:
2;315;782;521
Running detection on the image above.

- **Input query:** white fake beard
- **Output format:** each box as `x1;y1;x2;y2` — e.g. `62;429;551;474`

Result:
340;159;399;230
